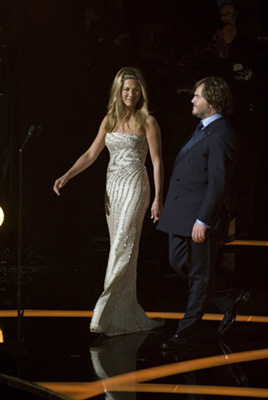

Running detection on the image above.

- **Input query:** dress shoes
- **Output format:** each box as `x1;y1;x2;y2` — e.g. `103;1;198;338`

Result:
161;324;200;350
218;291;250;335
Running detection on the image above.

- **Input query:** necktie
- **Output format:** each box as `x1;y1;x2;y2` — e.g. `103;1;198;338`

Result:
196;121;204;132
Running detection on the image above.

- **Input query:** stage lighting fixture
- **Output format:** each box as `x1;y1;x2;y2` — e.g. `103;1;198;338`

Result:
0;207;4;226
0;329;3;343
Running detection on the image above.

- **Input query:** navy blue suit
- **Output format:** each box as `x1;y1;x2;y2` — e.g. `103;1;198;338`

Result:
157;117;239;332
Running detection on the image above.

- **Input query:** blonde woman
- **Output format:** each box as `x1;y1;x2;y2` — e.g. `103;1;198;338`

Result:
53;67;164;336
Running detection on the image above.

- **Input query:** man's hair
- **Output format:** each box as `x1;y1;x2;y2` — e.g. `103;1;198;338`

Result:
194;76;233;116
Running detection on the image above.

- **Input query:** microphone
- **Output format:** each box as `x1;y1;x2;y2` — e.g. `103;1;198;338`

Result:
20;125;43;152
27;125;42;137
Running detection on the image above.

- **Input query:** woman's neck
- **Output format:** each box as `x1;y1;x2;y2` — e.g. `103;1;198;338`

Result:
222;24;237;44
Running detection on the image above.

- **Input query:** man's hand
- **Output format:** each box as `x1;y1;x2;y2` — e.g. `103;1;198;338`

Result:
191;221;207;243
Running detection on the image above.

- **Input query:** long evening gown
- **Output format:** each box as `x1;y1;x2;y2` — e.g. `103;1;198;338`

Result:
90;132;164;336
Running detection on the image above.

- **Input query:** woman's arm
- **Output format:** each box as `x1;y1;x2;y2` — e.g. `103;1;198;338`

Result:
146;115;164;223
53;117;107;196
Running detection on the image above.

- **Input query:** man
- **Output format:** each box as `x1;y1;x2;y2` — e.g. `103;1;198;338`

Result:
157;76;249;350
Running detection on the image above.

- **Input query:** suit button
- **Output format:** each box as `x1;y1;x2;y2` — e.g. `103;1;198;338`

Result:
176;178;180;181
186;159;190;163
174;196;178;200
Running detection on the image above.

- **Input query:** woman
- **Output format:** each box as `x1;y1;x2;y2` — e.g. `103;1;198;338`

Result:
214;1;239;60
53;67;164;336
212;1;253;80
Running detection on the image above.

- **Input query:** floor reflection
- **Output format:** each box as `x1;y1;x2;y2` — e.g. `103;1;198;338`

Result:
90;331;150;399
0;312;268;399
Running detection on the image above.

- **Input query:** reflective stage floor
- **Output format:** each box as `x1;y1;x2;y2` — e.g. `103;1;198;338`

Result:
0;310;268;400
0;240;267;399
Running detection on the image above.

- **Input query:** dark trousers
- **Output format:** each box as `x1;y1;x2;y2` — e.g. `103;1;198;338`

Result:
169;232;234;332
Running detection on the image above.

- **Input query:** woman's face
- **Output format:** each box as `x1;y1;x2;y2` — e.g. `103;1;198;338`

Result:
220;4;237;26
121;79;141;110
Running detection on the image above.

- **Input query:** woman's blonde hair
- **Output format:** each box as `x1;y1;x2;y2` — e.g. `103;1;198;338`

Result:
105;67;150;134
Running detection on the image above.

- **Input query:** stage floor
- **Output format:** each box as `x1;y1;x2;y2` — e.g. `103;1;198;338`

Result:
0;310;268;400
0;240;268;399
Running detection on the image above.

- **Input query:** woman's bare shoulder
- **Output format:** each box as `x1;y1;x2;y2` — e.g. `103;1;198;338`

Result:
146;114;160;131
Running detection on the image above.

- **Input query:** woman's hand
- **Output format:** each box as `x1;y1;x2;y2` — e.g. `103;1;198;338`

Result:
151;199;163;224
53;174;69;196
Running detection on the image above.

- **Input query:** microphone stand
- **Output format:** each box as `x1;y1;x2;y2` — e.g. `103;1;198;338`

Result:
17;126;41;339
0;126;42;360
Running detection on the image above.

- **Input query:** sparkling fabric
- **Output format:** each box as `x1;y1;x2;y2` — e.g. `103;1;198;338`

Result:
90;132;163;336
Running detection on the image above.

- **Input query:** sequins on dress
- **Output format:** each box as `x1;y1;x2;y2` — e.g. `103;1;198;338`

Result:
90;132;163;336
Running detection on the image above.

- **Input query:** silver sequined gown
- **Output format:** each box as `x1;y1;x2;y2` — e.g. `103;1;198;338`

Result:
90;132;163;336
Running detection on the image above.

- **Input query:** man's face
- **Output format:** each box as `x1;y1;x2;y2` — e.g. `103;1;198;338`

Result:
191;84;215;119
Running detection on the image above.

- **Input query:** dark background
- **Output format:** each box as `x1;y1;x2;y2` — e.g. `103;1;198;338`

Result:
0;0;267;310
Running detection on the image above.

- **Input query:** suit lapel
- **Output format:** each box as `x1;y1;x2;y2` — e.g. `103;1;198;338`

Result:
173;125;214;170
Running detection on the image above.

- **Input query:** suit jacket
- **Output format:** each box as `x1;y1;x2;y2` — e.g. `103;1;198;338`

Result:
157;117;239;237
